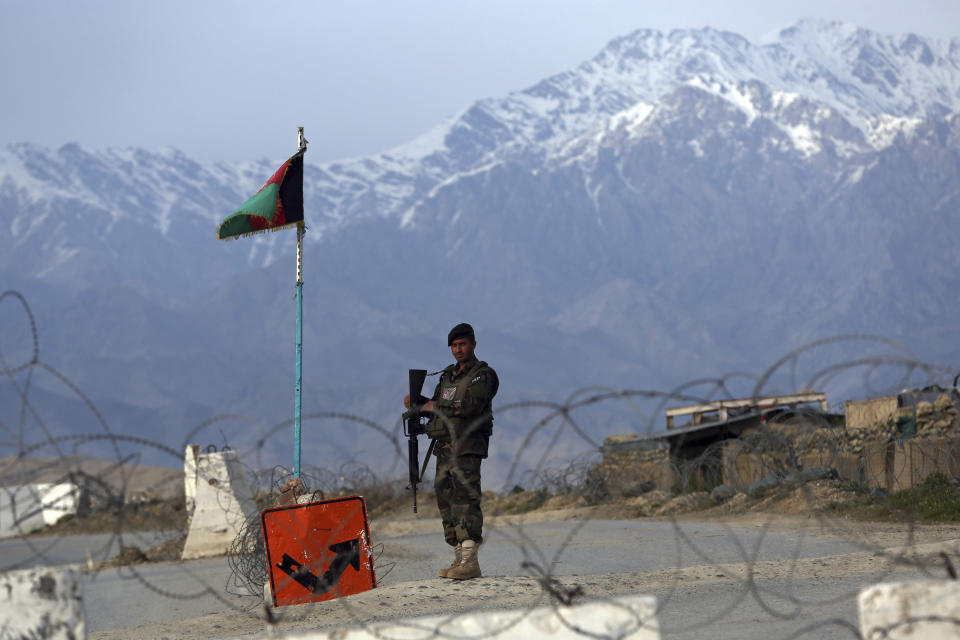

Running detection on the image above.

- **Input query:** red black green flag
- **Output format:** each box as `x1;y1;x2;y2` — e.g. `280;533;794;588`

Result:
217;151;305;240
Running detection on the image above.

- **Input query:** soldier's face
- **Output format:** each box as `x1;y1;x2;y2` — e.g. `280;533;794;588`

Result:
450;337;476;363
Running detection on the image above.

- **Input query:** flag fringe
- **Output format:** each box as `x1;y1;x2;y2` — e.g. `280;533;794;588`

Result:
216;221;304;241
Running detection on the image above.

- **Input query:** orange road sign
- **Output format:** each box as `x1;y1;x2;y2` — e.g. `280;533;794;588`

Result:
262;495;376;607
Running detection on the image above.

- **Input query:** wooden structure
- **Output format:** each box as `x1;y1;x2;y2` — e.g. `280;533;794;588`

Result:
665;392;828;429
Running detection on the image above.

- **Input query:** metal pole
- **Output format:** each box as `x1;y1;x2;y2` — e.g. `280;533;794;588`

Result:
294;126;307;479
294;222;303;478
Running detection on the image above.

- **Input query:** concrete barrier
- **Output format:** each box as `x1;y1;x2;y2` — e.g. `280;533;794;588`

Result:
0;482;82;538
859;580;960;639
0;567;85;639
181;448;258;559
184;443;200;514
243;594;659;640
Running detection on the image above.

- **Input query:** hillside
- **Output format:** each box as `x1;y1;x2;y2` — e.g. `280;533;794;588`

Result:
1;19;958;478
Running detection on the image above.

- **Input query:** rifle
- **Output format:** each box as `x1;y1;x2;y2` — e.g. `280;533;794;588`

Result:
403;369;434;512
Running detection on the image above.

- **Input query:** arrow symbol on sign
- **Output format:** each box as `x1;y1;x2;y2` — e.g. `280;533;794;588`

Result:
276;539;361;595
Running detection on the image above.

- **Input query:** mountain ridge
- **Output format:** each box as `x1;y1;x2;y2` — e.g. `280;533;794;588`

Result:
1;19;958;473
4;19;960;255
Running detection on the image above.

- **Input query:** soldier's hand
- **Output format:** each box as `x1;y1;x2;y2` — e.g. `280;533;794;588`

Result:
405;394;432;410
403;402;435;424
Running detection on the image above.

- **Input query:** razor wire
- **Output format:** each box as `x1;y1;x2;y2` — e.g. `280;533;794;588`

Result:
2;289;960;640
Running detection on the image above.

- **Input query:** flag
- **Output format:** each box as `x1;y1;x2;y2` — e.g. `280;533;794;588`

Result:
217;151;304;240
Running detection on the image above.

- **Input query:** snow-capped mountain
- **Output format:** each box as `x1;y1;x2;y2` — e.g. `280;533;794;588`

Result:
329;18;960;228
4;20;958;251
1;20;958;471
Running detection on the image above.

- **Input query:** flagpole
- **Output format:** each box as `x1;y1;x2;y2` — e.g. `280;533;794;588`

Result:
294;126;306;479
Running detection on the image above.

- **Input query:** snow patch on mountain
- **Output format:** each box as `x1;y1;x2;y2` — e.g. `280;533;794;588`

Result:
314;19;960;230
865;113;925;147
2;19;959;259
35;245;79;279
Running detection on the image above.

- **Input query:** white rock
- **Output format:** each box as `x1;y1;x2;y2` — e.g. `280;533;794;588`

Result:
0;567;85;640
859;580;960;639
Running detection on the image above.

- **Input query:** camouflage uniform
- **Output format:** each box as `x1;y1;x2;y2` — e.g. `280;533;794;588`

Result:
426;355;499;546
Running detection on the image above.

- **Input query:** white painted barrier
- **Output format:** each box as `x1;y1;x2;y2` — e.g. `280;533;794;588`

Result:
0;567;85;639
859;580;960;639
184;443;200;514
181;448;258;559
241;594;659;640
0;483;81;538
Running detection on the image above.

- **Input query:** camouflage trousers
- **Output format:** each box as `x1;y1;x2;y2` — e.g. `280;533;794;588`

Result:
434;450;483;546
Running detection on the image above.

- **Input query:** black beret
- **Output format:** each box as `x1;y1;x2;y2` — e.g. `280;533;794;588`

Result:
447;322;476;345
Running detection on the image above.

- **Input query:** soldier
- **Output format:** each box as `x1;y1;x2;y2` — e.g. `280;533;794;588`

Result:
404;322;499;580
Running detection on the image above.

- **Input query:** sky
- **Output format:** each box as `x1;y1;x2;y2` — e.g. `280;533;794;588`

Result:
1;0;958;164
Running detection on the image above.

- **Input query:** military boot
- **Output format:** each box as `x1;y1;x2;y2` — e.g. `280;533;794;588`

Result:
447;539;481;580
438;543;462;578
